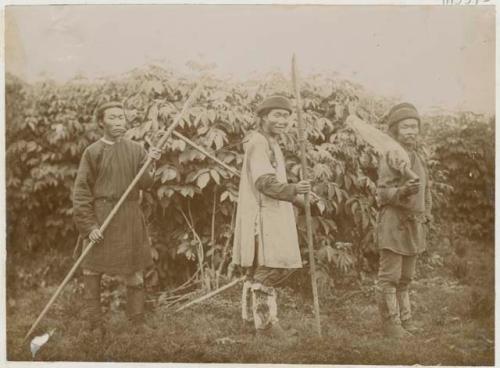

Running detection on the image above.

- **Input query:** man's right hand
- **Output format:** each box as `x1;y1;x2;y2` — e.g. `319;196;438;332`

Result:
295;180;311;195
89;228;104;243
399;180;420;198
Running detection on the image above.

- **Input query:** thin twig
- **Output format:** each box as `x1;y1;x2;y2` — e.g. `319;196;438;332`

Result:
188;201;204;266
152;268;201;294
175;276;245;312
171;268;201;293
179;205;205;284
211;187;217;275
216;204;236;288
162;290;202;309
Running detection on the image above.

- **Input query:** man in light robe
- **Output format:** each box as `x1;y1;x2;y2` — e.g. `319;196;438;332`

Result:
73;101;161;334
375;102;432;338
233;96;311;339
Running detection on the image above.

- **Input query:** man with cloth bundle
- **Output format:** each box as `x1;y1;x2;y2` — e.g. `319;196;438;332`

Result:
375;102;433;338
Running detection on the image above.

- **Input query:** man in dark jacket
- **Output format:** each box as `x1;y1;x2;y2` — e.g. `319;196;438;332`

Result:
73;101;161;333
375;102;432;338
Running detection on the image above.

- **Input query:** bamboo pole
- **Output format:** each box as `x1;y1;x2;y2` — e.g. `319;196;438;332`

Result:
175;276;245;313
172;130;240;177
22;80;204;343
291;54;322;337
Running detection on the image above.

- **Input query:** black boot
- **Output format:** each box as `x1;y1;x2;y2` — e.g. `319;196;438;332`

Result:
81;274;103;333
127;284;154;333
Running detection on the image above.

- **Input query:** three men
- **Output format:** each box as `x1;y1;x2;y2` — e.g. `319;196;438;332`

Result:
375;103;432;338
232;96;311;339
72;97;432;341
73;101;162;332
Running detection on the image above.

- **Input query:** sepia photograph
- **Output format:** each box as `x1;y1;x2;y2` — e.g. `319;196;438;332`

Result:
3;1;496;365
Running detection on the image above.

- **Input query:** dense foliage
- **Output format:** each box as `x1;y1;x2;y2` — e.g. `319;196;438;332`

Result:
5;66;494;290
422;113;495;240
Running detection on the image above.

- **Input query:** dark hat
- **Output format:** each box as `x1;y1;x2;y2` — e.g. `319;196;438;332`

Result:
95;101;123;116
256;96;293;116
386;103;420;129
93;101;124;125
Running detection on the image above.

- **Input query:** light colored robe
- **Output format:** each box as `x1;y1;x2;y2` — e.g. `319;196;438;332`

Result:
232;132;302;268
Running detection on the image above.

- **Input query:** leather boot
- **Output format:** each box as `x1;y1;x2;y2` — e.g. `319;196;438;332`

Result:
81;274;102;331
397;289;419;333
81;274;105;340
376;287;412;338
127;284;154;333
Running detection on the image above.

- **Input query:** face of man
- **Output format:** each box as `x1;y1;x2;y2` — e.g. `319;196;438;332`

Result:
101;107;126;140
261;109;290;136
396;118;420;148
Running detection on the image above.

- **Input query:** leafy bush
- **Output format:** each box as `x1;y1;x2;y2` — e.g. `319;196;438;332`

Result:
422;112;494;240
5;65;494;290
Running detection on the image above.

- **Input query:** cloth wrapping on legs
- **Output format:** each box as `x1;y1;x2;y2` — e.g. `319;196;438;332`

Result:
397;289;412;322
126;284;145;319
242;281;253;322
251;282;278;330
376;285;401;324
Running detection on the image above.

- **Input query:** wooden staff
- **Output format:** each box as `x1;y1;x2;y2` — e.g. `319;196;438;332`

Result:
175;276;245;313
22;80;204;343
291;54;322;337
171;130;240;178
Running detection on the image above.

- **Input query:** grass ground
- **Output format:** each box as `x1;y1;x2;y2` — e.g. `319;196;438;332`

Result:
6;241;494;365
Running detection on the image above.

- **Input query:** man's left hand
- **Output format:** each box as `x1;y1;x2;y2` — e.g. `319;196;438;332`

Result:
148;147;162;161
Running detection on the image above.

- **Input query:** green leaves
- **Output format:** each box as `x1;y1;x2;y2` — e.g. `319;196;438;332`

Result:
178;148;206;164
170;139;186;152
5;65;492;290
197;172;210;189
204;127;227;150
426;113;494;240
319;242;354;273
210;169;221;185
156;164;178;183
48;123;69;144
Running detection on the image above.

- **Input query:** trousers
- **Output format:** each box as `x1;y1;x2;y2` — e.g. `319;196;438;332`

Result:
244;235;298;287
377;249;417;291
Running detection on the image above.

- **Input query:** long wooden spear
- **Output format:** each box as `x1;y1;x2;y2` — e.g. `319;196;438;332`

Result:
291;54;322;337
171;131;240;177
22;80;205;343
175;276;245;313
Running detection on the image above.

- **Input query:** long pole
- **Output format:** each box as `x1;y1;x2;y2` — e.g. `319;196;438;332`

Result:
175;276;245;313
22;80;204;343
291;54;322;337
171;131;240;178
